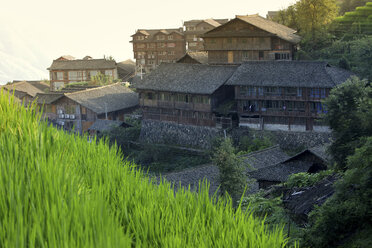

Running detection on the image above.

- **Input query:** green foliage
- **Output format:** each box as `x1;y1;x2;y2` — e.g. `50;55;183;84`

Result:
338;0;370;15
285;171;334;188
334;1;372;34
0;90;292;247
324;77;372;169
212;138;247;202
304;137;372;247
273;0;339;38
238;136;273;154
91;72;116;85
102;118;141;149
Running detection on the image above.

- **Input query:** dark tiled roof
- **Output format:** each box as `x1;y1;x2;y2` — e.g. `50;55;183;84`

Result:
202;14;301;44
226;61;354;88
284;175;337;217
48;59;116;70
132;28;184;40
249;160;313;182
1;81;48;97
132;63;237;94
163;164;221;195
177;52;208;64
117;60;136;81
242;145;290;171
35;93;64;104
65;83;138;114
88;119;124;132
12;80;50;92
237;15;301;43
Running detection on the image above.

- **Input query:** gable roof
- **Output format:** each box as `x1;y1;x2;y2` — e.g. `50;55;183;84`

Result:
242;145;290;171
117;60;136;81
176;52;208;64
226;61;354;88
35;93;64;104
48;59;116;70
88;119;127;132
65;83;138;114
131;28;183;40
202;19;222;27
203;14;301;44
1;81;49;97
249;160;314;182
132;63;237;95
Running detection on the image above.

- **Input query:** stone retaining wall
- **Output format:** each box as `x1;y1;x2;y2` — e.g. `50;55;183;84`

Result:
139;119;222;149
140;120;332;150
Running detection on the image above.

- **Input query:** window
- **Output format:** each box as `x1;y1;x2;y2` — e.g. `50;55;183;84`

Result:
157;43;165;48
167;43;176;48
137;44;145;48
176;94;189;103
168;35;173;40
147;52;156;59
137;36;144;40
168;51;175;55
146;43;155;48
146;92;154;100
310;88;320;98
297;88;302;97
264;87;281;96
285;87;297;96
157;35;165;40
310;102;324;113
193;95;210;104
158;51;166;56
275;53;290;60
56;72;64;80
259;51;264;59
321;89;326;98
188;42;197;47
105;70;113;77
159;93;172;101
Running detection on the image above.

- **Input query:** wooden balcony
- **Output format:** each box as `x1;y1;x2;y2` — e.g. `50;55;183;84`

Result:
141;99;211;112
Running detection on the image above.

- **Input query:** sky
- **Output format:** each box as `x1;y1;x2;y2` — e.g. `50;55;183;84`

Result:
0;0;295;85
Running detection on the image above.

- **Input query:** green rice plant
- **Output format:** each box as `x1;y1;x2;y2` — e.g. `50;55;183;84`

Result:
0;89;294;247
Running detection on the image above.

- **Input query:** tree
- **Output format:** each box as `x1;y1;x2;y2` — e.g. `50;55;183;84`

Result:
323;76;372;170
296;0;339;38
304;136;372;247
212;138;247;203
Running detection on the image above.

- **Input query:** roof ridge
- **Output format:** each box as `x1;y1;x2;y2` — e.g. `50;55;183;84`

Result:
65;82;123;96
242;145;281;158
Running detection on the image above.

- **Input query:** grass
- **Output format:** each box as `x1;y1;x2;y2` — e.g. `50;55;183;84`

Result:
0;90;294;247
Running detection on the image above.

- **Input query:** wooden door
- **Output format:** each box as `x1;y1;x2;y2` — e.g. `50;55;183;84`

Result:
228;51;234;63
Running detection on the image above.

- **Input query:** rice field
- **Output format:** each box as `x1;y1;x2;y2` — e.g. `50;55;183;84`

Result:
0;90;294;247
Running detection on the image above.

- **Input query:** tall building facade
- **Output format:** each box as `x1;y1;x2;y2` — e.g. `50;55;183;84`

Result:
131;28;186;74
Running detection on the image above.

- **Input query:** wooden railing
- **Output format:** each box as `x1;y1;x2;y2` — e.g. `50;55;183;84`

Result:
141;99;211;112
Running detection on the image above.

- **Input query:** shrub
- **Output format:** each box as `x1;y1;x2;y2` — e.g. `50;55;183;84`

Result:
285;170;334;188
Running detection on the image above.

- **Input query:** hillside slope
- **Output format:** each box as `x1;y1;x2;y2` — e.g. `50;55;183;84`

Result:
0;90;291;247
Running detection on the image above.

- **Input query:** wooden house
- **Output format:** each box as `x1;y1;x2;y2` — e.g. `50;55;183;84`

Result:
1;81;49;105
184;19;228;51
201;14;301;64
131;28;186;74
36;83;138;132
248;146;329;189
132;63;237;127
176;52;208;64
48;56;118;91
225;61;354;131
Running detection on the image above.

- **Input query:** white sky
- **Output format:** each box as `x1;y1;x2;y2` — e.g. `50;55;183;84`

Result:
0;0;295;84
